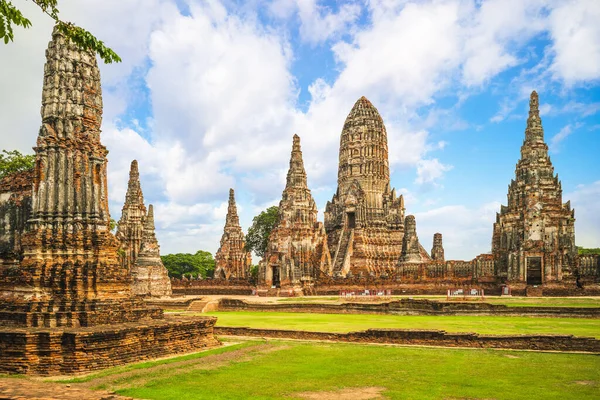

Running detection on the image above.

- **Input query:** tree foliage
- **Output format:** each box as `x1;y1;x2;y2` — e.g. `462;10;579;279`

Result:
161;250;216;279
0;149;34;179
577;247;600;256
0;0;121;63
245;206;279;258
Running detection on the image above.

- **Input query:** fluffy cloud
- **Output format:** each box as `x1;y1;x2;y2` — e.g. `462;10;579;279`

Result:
414;202;501;260
415;159;454;187
549;124;573;152
566;181;600;248
548;0;600;85
1;0;599;258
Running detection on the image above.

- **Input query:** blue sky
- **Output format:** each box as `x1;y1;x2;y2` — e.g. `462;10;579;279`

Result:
1;0;599;260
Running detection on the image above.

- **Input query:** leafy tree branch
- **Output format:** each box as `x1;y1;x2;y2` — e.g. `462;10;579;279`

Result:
0;0;121;63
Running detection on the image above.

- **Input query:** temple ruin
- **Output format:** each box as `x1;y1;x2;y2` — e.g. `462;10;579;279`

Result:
131;205;172;296
324;97;406;277
492;91;578;286
259;135;332;293
214;189;252;279
0;27;217;375
116;160;171;296
168;92;597;297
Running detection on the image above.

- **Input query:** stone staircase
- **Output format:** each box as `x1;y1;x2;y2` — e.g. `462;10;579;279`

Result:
186;299;219;312
333;228;353;276
526;286;544;297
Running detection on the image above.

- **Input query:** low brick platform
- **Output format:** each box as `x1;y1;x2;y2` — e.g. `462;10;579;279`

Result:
215;326;600;353
216;298;600;318
0;315;219;375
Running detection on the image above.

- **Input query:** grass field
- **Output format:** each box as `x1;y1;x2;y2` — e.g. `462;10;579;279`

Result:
45;339;600;399
276;296;600;308
204;311;600;337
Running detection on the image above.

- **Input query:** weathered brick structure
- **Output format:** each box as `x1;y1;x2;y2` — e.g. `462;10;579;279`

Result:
0;27;217;374
259;135;332;292
492;91;577;285
324;97;406;277
0;169;33;264
131;205;172;296
214;189;252;279
431;233;445;262
116;160;171;296
115;160;146;271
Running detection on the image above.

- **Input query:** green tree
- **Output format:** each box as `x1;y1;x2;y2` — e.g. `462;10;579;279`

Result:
109;218;117;233
0;149;34;179
245;206;279;258
577;247;600;256
248;264;259;285
1;0;121;63
161;250;215;279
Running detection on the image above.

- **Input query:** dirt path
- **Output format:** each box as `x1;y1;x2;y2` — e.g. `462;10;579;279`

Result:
0;378;134;400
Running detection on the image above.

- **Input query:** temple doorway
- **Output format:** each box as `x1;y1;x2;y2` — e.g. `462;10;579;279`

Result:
526;257;542;285
272;266;281;288
347;212;356;229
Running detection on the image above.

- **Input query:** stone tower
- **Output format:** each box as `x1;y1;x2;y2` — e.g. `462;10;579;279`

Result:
324;96;405;276
431;233;445;262
116;160;147;271
214;189;252;279
0;27;219;375
132;205;172;296
11;27;132;301
492;91;577;285
260;135;331;291
116;160;172;296
398;215;431;264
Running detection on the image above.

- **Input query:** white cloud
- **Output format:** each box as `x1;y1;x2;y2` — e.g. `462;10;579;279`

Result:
1;0;599;258
269;0;361;44
414;202;501;260
566;181;600;248
549;122;583;152
561;101;600;117
549;124;573;152
548;0;600;85
296;0;361;44
415;159;454;186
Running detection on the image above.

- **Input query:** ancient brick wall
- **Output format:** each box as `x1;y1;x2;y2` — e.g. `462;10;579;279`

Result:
214;327;600;352
0;316;219;375
215;298;600;318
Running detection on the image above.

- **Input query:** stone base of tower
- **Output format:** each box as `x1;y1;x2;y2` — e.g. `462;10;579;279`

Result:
0;298;163;328
329;227;403;277
0;315;219;375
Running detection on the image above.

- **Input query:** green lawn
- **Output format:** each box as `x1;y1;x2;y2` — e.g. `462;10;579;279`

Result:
205;311;600;337
71;340;600;400
277;295;600;308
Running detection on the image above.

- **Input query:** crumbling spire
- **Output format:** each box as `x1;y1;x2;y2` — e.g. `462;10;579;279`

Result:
400;215;422;263
226;188;240;227
19;24;130;300
142;205;157;248
116;160;147;271
285;134;308;191
125;160;145;208
525;90;544;143
259;134;331;289
431;233;445;262
215;188;252;280
133;204;172;296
